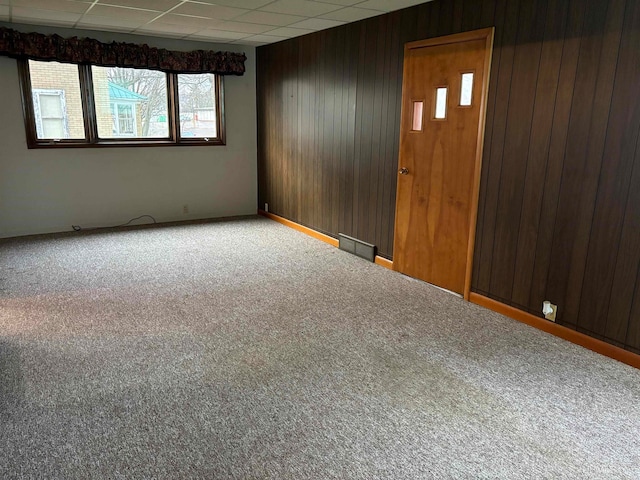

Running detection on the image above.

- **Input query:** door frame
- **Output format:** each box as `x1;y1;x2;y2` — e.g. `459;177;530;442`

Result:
394;27;494;300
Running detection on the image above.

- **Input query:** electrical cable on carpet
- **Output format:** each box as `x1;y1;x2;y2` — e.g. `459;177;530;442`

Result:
72;215;157;232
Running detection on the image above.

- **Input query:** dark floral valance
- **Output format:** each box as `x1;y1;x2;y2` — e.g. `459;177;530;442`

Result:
0;26;246;75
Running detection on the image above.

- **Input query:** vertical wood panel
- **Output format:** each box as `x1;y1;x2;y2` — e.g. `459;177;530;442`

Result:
510;0;569;307
376;13;397;257
472;0;504;290
489;0;547;300
351;24;366;238
321;31;330;233
331;26;345;237
607;136;640;343
452;0;465;33
342;24;359;239
626;144;640;350
367;14;387;251
545;0;610;326
286;41;298;223
475;0;518;293
578;0;640;336
461;0;483;32
561;0;626;325
528;0;585;313
437;0;455;37
313;32;325;231
256;0;640;353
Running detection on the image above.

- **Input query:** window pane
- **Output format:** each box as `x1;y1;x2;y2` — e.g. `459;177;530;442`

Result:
411;101;424;131
28;60;85;140
435;87;447;119
92;66;169;139
460;73;474;106
177;73;217;139
40;95;64;117
42;118;65;138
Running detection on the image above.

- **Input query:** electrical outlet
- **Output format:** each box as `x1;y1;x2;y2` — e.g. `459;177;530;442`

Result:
183;204;189;214
542;301;557;322
265;203;269;213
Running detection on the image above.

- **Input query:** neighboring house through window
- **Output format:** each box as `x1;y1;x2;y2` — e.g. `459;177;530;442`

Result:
108;82;146;137
32;89;67;139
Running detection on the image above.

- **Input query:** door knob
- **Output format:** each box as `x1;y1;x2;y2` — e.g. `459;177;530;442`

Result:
399;167;409;175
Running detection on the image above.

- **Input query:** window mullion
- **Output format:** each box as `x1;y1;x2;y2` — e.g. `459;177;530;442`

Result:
79;64;98;143
167;73;179;143
216;75;225;145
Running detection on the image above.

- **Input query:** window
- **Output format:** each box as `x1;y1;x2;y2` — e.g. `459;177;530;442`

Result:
114;103;136;136
177;73;219;140
33;90;66;139
28;60;86;141
434;87;448;120
460;72;474;107
19;59;225;148
92;65;169;140
411;101;424;132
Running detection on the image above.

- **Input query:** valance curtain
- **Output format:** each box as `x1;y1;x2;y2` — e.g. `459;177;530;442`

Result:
0;26;246;75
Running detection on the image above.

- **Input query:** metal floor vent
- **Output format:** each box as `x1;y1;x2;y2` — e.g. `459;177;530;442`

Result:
338;234;376;263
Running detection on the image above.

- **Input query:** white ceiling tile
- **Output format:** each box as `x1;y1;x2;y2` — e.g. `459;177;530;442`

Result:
287;17;345;30
86;4;160;21
97;0;181;11
171;3;249;20
12;7;83;25
313;0;364;5
231;38;269;45
11;0;92;14
189;29;250;40
153;13;221;28
101;0;182;12
354;0;429;12
232;10;305;27
264;26;313;37
210;21;274;34
260;0;342;17
135;21;202;36
242;34;289;43
193;0;274;8
77;14;146;30
133;28;187;39
318;6;381;22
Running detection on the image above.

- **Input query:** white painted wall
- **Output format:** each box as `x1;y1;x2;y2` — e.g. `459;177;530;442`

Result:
0;24;257;238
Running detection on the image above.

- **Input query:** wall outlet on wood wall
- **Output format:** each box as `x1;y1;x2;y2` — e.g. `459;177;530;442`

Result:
543;301;557;322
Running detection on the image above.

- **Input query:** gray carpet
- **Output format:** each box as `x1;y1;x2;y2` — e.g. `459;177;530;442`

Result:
1;216;639;479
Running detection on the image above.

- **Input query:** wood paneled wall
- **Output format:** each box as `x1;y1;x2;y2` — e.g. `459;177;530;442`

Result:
256;0;640;354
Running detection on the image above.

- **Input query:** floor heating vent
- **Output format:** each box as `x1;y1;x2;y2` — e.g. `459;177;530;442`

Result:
338;234;376;262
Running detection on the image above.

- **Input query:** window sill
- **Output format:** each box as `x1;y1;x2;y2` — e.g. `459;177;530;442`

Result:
26;138;226;149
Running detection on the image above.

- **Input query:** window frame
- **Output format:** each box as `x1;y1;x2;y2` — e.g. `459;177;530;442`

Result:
18;59;226;148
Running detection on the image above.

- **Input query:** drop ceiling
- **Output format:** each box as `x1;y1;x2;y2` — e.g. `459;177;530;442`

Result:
0;0;430;46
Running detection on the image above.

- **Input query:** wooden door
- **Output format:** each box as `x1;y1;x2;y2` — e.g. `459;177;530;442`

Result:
393;29;493;298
